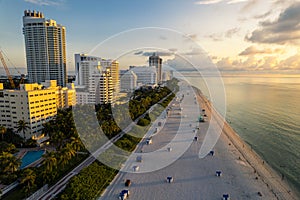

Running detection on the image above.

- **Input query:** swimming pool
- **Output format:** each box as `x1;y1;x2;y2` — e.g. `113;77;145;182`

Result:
20;150;45;169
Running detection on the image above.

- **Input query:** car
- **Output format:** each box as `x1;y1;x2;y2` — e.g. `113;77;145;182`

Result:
136;155;143;162
125;179;131;187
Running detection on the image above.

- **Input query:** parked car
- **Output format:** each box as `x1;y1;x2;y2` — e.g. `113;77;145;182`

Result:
136;155;143;162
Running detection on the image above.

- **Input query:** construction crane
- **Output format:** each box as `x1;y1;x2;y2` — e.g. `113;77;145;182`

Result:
0;50;15;88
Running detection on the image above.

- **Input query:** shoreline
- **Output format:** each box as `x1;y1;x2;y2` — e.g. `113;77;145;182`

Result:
194;87;298;200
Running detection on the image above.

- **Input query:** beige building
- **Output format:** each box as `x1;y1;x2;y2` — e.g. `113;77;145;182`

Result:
42;80;76;109
96;69;113;104
0;81;76;140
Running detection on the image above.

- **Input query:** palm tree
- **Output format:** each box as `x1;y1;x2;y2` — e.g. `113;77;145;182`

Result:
16;119;30;140
0;152;21;174
0;126;6;141
70;137;82;152
59;143;76;168
42;151;57;172
20;168;36;197
51;131;65;149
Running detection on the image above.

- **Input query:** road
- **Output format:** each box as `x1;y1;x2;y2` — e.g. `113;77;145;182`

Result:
37;91;175;200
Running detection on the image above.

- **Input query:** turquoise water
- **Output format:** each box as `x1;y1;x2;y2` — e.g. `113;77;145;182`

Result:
186;73;300;195
20;150;45;169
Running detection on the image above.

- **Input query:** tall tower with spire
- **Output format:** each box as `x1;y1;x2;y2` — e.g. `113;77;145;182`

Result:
149;53;162;84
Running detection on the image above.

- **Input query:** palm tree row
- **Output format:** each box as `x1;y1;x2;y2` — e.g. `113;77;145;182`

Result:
41;139;81;184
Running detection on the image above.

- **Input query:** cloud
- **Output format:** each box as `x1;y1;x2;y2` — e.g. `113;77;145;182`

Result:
168;48;178;52
205;27;240;41
253;11;272;19
195;0;223;5
159;35;167;40
279;52;300;70
225;27;241;38
240;0;259;12
246;2;300;45
24;0;64;6
182;48;206;56
205;33;223;41
187;34;198;40
215;50;300;71
133;51;174;57
134;51;143;55
227;0;248;4
165;54;214;71
216;56;278;71
195;0;250;5
239;46;284;56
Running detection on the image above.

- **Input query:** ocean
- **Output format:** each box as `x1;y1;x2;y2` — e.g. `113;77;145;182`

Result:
185;72;300;194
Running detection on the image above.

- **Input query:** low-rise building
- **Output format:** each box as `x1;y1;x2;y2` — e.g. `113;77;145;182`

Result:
0;80;76;139
129;66;157;86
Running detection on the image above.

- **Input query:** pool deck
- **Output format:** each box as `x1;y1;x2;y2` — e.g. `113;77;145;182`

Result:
18;148;46;169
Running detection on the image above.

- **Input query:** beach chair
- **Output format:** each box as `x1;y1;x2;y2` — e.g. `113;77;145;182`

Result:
216;171;222;177
133;165;139;172
166;176;174;183
222;194;230;200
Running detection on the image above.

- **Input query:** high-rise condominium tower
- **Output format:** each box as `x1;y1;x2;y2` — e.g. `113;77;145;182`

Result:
23;10;67;86
74;54;119;104
149;53;162;84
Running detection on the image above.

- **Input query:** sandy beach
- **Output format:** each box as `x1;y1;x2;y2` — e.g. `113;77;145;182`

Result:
100;81;298;200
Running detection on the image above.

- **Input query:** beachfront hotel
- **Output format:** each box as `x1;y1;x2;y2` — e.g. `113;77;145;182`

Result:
23;10;67;87
0;81;76;140
74;53;119;105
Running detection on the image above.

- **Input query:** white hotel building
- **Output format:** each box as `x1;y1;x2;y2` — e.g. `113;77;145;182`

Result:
74;54;119;105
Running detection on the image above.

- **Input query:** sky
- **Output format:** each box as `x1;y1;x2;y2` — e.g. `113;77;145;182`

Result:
0;0;300;74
